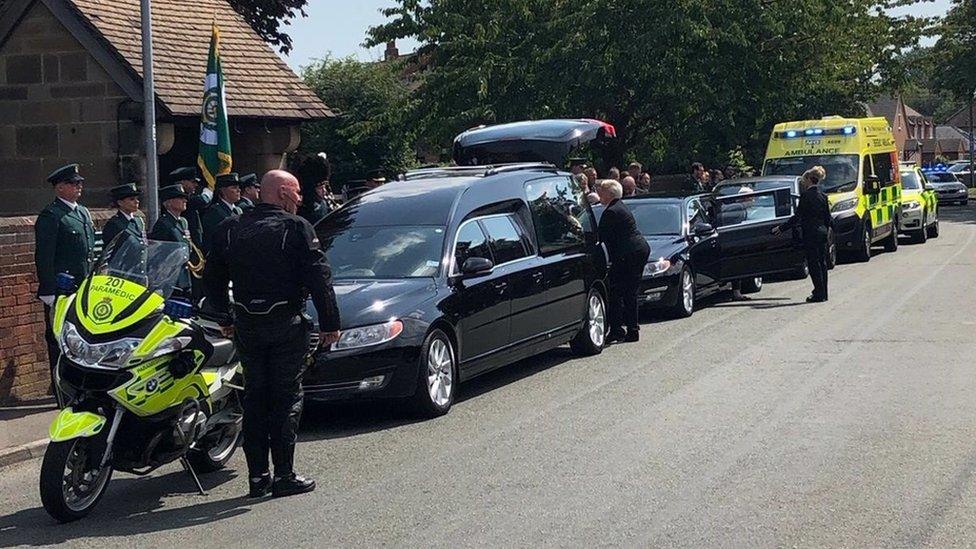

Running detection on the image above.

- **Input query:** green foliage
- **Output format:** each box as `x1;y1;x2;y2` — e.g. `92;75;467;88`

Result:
368;0;926;171
229;0;307;54
931;0;976;101
299;56;418;184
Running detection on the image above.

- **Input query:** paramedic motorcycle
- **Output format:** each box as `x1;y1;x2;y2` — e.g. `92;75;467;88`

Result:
39;236;243;523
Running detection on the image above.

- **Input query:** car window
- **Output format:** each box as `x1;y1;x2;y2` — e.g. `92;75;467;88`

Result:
871;152;896;186
524;176;587;254
714;189;792;227
687;199;707;227
481;215;530;265
454;221;492;271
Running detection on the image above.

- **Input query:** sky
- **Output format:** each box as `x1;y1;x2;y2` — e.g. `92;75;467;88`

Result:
283;0;953;72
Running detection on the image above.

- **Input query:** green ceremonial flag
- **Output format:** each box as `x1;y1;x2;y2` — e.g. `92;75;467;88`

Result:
197;23;232;188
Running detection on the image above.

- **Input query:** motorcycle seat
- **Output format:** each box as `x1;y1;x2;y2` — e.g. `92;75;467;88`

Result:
206;337;237;367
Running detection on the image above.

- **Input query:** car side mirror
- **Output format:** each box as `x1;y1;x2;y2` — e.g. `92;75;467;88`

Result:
865;175;881;195
460;257;494;278
692;222;714;237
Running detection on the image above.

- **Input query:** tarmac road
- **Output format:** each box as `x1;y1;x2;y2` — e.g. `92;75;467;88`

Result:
2;205;975;548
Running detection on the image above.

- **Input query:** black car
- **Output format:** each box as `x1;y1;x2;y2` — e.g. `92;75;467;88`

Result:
303;164;609;417
713;176;836;271
595;188;806;317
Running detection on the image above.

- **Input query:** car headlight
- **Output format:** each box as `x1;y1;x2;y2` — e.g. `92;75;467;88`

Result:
902;201;921;210
643;258;672;277
831;198;859;213
60;321;141;369
333;320;403;351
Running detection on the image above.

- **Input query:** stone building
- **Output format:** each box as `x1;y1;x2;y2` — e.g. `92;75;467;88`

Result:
0;0;332;215
0;0;331;404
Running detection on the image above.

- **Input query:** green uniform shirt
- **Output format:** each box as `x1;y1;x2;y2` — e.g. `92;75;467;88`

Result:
200;200;240;254
183;191;209;248
150;210;192;290
34;199;95;297
101;211;146;246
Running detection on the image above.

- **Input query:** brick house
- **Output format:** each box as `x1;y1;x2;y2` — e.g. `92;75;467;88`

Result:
0;0;331;404
866;95;935;163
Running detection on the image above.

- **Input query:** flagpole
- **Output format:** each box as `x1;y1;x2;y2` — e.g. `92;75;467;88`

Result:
140;0;160;226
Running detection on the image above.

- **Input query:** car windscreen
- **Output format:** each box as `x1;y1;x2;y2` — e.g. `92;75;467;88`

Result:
926;172;959;183
714;179;793;196
764;155;860;193
900;171;921;190
319;225;446;279
627;202;683;235
947;164;968;173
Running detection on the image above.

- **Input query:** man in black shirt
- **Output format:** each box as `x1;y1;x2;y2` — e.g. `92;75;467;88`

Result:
205;170;341;498
774;167;833;302
597;180;651;343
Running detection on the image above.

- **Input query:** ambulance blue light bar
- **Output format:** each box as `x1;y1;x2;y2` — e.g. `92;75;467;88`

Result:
776;126;856;139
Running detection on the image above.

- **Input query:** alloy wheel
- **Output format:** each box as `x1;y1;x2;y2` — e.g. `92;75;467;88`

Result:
426;339;454;408
62;440;111;513
588;294;606;347
682;270;694;314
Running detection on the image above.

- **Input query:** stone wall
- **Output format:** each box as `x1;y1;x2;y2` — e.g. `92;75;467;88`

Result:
0;209;115;405
0;1;142;216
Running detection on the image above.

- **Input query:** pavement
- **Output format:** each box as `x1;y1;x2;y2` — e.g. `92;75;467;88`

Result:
0;403;55;470
1;205;975;548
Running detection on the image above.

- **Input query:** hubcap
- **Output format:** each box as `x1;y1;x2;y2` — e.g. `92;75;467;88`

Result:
588;294;606;347
206;425;240;462
682;271;694;313
62;439;111;512
753;277;762;290
426;339;453;407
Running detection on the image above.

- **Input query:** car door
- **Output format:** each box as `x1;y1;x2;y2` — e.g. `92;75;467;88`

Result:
479;214;541;347
685;197;721;288
522;176;591;338
713;187;805;280
447;219;512;367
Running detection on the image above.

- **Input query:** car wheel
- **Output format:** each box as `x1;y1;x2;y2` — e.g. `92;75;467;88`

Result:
913;216;928;244
883;220;898;253
410;329;456;418
666;267;695;319
854;221;872;263
927;217;940;238
570;289;607;356
740;277;763;295
826;232;837;270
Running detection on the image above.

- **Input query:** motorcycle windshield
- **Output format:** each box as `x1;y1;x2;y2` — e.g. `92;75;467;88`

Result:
93;235;189;301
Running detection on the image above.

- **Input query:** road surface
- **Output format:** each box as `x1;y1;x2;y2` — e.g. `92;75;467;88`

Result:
2;206;975;548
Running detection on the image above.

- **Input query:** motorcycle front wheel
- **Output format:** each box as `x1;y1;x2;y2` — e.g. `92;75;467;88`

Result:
39;438;113;523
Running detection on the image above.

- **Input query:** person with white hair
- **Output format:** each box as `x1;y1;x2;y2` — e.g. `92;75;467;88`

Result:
596;180;651;343
773;166;833;302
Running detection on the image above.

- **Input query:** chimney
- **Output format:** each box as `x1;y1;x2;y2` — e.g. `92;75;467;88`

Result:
384;40;399;61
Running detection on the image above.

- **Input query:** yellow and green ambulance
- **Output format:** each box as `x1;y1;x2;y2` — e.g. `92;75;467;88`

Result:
762;116;902;262
898;164;939;243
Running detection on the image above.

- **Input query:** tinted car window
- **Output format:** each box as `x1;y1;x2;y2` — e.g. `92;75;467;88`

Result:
928;172;960;183
481;216;529;265
900;170;922;190
715;189;792;227
321;225;445;279
871;153;896;186
454;221;492;271
628;202;683;235
524;177;587;254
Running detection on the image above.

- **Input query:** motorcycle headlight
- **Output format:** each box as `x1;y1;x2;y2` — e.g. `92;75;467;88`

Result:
146;336;192;360
643;258;672;278
333;320;403;351
902;201;921;210
831;197;859;213
60;321;140;369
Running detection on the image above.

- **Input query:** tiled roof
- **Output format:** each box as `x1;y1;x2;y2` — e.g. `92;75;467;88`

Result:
68;0;332;120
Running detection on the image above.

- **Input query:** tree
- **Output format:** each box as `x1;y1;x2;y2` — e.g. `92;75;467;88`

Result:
298;56;417;184
931;0;976;101
367;0;926;171
229;0;307;54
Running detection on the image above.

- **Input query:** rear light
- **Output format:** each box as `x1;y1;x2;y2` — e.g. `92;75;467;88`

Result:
583;118;617;139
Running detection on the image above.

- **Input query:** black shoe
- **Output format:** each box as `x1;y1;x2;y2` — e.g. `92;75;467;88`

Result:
806;295;826;303
272;474;316;498
607;330;627;344
624;331;640;343
248;473;272;498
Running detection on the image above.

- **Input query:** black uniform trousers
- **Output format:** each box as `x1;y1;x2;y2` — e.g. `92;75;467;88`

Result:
609;249;650;334
43;304;63;404
805;239;829;300
235;311;310;479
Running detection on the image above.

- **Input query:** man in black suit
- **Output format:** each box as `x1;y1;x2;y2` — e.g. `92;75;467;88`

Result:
773;167;833;302
596;179;651;342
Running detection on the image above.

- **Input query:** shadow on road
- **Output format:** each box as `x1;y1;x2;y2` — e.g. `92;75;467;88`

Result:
0;469;256;546
299;348;576;442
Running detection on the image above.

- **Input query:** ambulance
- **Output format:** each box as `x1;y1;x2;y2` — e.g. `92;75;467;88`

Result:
762;116;902;262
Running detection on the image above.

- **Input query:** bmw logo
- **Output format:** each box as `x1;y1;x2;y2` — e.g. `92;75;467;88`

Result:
146;379;159;393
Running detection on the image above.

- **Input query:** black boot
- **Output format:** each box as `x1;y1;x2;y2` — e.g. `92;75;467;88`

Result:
607;330;627;344
624;331;640;343
248;473;272;498
273;474;316;498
